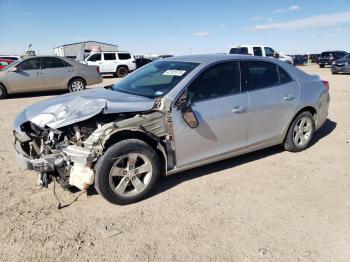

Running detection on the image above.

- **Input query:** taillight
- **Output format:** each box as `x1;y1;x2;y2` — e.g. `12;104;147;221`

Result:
322;80;329;90
97;66;100;73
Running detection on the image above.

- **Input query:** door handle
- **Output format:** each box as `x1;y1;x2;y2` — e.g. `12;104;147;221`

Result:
232;106;247;113
283;94;295;101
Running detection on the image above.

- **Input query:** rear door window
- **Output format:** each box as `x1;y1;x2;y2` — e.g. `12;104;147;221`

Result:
87;54;101;62
42;57;69;69
253;47;263;56
118;53;132;60
242;61;279;91
278;65;293;84
104;53;116;60
187;61;241;102
17;58;41;71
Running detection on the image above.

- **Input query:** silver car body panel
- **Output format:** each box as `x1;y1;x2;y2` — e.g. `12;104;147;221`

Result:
13;54;329;183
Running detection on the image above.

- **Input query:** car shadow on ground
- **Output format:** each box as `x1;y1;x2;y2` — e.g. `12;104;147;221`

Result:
151;118;337;198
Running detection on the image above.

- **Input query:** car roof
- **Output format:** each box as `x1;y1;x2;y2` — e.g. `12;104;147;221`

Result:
165;54;270;64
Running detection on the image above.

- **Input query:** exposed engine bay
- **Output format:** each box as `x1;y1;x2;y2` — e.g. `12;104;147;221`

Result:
14;108;172;191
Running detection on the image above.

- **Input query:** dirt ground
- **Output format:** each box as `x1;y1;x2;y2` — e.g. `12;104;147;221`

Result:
0;65;349;262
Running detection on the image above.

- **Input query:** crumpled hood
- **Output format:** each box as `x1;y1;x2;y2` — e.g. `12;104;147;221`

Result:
21;88;156;129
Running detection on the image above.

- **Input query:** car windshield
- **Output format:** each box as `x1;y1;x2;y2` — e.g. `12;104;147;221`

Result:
111;60;199;98
343;54;350;59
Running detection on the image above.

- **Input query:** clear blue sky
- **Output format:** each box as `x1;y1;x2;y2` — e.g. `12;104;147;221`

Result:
1;0;349;55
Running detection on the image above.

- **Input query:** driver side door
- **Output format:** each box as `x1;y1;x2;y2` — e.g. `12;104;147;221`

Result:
171;61;249;168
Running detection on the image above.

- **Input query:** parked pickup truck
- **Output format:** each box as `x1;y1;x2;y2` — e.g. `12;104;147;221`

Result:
317;51;348;68
229;45;294;65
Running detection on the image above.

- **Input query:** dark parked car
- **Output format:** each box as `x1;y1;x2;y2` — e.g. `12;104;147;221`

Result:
291;55;306;66
331;53;350;74
135;57;153;68
318;51;348;68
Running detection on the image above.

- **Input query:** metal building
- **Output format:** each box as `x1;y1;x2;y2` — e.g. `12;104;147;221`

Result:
53;41;119;59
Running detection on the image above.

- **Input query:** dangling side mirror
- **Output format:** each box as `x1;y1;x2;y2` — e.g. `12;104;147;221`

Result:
176;91;199;129
181;106;199;128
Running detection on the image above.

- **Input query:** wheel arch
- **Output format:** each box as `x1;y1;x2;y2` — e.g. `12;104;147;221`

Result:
103;129;167;176
0;82;8;96
117;64;129;71
283;105;317;140
68;76;86;88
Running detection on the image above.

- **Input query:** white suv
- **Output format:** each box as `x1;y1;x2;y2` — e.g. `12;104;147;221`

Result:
229;45;293;65
85;52;136;77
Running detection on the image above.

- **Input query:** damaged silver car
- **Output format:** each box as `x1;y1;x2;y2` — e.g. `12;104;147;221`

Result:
13;55;330;204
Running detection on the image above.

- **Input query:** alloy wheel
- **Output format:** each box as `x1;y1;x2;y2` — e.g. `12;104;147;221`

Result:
109;153;153;197
71;80;84;91
293;117;312;146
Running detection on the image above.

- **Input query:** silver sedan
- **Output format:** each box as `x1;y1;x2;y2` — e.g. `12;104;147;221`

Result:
13;54;330;204
0;56;102;98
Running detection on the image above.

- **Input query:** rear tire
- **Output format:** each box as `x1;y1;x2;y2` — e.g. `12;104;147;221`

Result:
116;66;129;78
319;64;325;68
332;71;338;75
284;111;315;152
68;78;86;92
0;84;7;99
95;139;160;205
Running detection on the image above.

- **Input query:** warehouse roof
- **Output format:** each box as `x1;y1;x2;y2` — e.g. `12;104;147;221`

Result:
54;40;118;48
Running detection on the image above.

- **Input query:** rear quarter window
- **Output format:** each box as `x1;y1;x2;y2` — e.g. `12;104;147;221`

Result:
118;53;132;60
230;47;249;55
243;60;280;91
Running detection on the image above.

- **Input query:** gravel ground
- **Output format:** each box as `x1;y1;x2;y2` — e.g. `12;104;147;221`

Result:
0;65;349;262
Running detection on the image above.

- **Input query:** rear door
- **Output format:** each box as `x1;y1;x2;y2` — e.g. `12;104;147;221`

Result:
172;61;249;168
42;57;73;90
118;53;136;71
6;57;45;92
102;53;117;73
242;60;299;144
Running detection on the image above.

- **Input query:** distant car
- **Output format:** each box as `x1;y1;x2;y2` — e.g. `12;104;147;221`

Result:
318;51;348;68
0;56;102;99
229;45;293;64
291;55;307;66
309;54;320;63
0;59;14;70
13;54;330;204
331;53;350;74
85;51;136;78
0;55;21;61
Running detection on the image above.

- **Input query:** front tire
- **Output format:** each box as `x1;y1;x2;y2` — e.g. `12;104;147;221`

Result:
0;84;7;99
68;78;86;92
319;64;325;68
284;111;315;152
95;139;160;205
